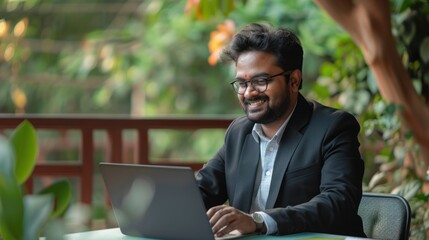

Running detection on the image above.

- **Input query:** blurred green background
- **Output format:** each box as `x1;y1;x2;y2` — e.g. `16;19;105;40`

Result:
1;0;428;238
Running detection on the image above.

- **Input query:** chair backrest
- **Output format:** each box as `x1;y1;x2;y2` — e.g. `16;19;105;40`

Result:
358;192;411;240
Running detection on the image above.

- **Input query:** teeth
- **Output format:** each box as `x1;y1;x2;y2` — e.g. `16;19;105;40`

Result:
249;100;265;105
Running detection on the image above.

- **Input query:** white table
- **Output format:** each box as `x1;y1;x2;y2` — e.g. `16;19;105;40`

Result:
62;228;368;240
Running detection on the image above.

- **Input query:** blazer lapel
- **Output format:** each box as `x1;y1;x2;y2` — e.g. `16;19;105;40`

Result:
265;129;302;209
234;134;259;212
265;94;311;209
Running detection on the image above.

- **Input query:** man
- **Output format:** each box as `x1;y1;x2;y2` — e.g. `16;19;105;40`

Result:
196;23;366;237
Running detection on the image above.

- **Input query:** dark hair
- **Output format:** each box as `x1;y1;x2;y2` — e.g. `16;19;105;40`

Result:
222;23;304;89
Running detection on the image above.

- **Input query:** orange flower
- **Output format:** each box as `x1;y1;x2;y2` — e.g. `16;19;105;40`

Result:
208;20;235;66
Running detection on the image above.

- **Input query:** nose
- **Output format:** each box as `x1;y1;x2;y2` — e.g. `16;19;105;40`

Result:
243;82;258;97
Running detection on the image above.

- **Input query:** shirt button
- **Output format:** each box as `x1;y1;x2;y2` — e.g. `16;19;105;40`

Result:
269;147;274;152
265;170;271;176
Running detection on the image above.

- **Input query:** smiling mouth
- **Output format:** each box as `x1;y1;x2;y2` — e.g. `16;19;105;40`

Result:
244;98;268;112
244;97;268;106
247;99;266;106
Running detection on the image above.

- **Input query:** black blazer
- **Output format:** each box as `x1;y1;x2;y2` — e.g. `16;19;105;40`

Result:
196;93;366;237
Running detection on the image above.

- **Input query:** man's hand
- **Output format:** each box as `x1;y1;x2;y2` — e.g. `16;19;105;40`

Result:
207;205;257;237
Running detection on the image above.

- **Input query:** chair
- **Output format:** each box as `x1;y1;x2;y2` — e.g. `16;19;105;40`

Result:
358;192;411;240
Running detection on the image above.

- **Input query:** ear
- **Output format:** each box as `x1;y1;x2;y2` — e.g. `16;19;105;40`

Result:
289;69;302;91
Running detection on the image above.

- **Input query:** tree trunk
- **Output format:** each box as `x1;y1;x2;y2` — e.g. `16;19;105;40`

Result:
313;0;429;179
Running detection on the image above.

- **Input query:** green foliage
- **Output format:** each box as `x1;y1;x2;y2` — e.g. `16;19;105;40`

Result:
0;120;72;239
23;194;54;239
307;1;429;238
198;0;237;19
149;129;225;163
38;180;72;219
1;1;428;237
0;168;24;240
10;120;38;184
55;1;238;116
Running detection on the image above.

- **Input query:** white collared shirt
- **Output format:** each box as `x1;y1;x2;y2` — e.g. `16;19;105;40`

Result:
250;103;296;234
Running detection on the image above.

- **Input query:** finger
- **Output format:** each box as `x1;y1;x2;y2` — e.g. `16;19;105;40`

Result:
215;219;239;237
209;206;234;232
212;208;238;235
215;211;256;236
207;205;226;219
208;205;229;227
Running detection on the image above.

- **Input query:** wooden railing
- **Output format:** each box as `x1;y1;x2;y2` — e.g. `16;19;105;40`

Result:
0;114;234;205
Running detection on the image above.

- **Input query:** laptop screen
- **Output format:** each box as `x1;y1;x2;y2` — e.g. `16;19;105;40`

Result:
99;162;216;240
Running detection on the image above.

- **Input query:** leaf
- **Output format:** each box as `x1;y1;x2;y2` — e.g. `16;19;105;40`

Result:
393;145;406;162
391;180;421;200
0;173;24;240
412;79;423;95
23;194;54;240
38;180;72;219
0;136;15;181
420;37;429;63
10;120;38;184
392;0;413;12
368;172;386;190
366;69;378;94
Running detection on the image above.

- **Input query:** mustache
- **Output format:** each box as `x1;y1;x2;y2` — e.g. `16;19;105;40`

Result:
243;95;269;105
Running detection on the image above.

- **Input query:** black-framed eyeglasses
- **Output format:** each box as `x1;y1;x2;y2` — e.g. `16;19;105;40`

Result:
230;70;292;95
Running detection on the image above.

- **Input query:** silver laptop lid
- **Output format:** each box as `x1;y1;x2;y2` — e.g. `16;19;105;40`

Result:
99;162;215;240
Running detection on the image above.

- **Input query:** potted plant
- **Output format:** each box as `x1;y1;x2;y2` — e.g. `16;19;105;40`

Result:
0;120;72;239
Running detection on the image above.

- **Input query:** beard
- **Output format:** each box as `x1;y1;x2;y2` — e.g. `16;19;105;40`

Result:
243;90;291;124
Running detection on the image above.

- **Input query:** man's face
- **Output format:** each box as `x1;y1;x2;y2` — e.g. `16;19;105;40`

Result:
235;51;294;124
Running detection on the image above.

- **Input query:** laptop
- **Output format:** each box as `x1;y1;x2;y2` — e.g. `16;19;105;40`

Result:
99;162;244;240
